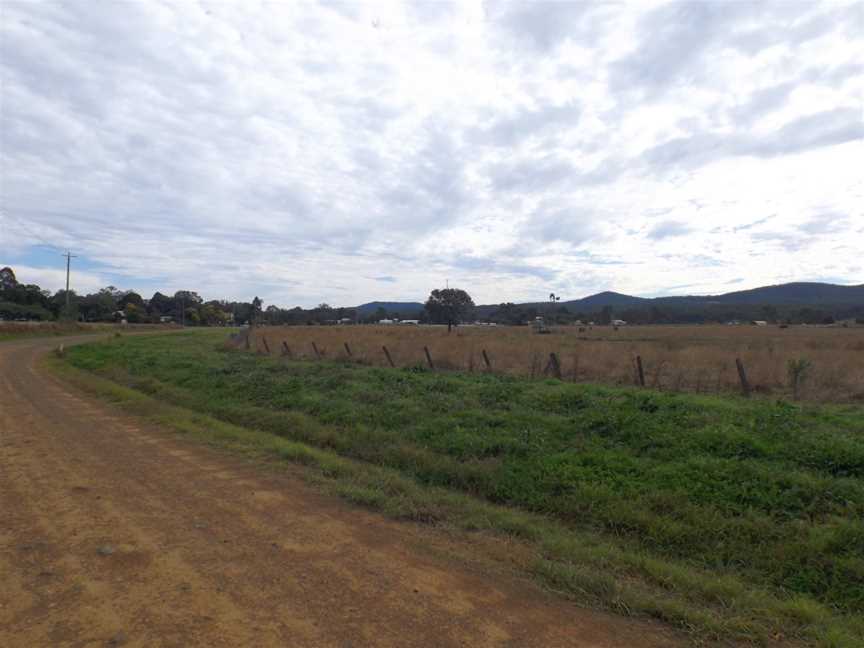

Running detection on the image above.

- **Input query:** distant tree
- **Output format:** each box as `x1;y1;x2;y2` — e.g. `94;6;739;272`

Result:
174;290;203;305
490;302;523;325
148;292;176;318
0;266;17;290
118;291;144;310
762;305;779;323
78;290;115;321
250;296;263;326
424;288;475;330
124;302;146;323
649;306;667;324
51;289;80;320
265;304;280;324
599;305;613;325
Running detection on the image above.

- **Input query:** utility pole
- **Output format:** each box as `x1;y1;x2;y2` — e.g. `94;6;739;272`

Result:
62;251;77;311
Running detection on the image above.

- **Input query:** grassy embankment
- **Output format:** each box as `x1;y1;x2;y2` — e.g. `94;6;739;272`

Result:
54;330;864;646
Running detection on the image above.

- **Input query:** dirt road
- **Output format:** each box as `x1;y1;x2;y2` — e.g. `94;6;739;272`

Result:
1;336;683;647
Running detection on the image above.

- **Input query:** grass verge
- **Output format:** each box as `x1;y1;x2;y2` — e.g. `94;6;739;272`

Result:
48;331;864;647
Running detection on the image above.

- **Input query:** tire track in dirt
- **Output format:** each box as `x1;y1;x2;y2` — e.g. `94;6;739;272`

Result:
0;336;685;647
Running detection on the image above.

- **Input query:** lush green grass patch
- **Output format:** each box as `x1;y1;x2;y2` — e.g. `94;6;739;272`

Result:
59;330;864;645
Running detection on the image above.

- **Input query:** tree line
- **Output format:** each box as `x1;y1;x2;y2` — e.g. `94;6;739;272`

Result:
2;266;857;327
0;267;479;327
0;266;249;325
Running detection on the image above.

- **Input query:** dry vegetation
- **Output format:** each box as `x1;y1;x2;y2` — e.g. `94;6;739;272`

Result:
0;321;178;341
251;323;864;403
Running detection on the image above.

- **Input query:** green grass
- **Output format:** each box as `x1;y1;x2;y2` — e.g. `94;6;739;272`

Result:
56;330;864;646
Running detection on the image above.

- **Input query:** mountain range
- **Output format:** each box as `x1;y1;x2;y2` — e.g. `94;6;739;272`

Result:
356;282;864;316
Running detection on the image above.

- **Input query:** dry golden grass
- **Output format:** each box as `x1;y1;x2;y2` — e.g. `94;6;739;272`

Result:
250;324;864;403
0;321;178;341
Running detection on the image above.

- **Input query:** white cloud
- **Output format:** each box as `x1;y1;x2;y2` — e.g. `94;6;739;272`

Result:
1;0;862;306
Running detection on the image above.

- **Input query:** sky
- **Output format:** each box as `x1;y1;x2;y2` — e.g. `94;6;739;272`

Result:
1;0;862;308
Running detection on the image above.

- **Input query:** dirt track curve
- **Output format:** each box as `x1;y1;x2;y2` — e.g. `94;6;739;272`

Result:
1;336;684;648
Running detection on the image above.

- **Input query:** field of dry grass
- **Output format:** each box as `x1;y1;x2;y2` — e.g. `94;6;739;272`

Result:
250;323;864;403
0;321;178;341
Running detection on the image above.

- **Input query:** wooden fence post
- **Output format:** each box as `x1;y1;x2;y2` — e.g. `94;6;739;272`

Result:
382;345;395;367
481;349;492;371
635;355;645;387
547;352;562;379
261;336;270;354
423;346;435;370
343;342;352;358
735;358;751;398
311;342;322;360
281;341;291;357
244;332;250;351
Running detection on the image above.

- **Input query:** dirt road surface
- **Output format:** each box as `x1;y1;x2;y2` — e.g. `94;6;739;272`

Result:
1;336;684;647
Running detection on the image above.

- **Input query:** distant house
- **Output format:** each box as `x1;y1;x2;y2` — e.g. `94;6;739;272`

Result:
752;320;768;326
159;315;173;323
399;319;420;325
612;319;627;326
378;319;395;325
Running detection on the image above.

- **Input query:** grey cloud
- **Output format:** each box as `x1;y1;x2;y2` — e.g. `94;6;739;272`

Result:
376;123;472;233
486;156;574;192
484;1;605;52
733;216;774;232
611;1;850;98
730;82;798;124
371;275;397;283
750;231;810;252
641;108;864;171
799;213;848;235
451;254;558;282
471;102;582;147
609;1;750;95
522;204;601;247
647;220;692;240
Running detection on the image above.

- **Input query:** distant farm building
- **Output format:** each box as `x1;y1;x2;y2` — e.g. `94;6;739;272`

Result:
612;319;627;326
751;320;768;326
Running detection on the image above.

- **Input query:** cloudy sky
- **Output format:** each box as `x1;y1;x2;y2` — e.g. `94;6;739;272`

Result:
1;1;862;307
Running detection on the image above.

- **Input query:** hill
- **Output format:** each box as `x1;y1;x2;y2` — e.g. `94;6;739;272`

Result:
356;282;863;324
696;282;864;305
487;282;864;311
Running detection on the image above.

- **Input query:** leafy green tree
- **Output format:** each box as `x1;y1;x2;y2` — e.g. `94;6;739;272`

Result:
124;303;146;323
148;292;176;318
491;302;524;325
118;291;144;310
424;288;475;328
